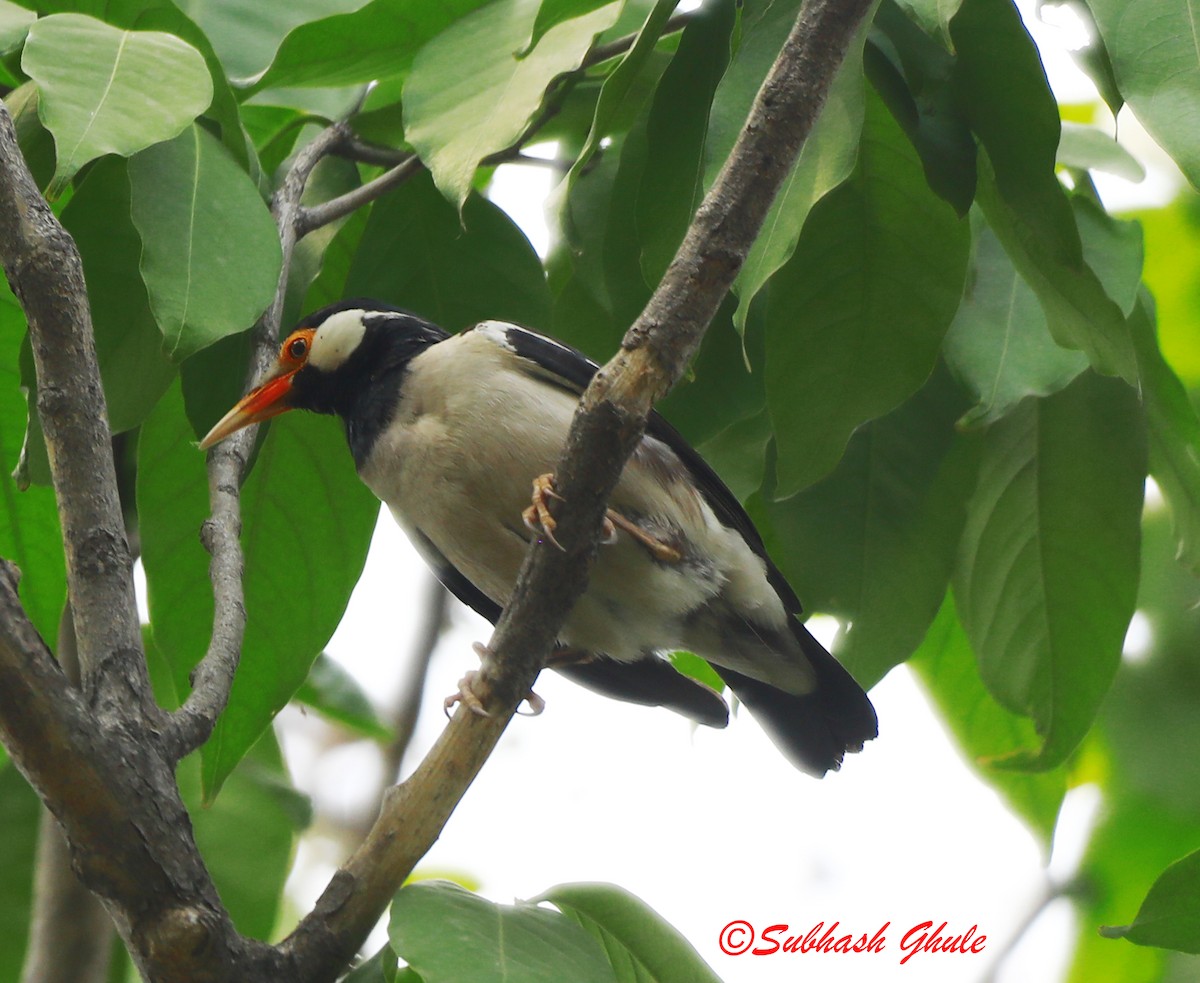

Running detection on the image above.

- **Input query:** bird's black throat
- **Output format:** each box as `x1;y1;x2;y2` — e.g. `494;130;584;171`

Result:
288;307;449;467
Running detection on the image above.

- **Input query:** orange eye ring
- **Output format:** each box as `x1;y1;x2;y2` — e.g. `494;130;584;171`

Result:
279;328;316;368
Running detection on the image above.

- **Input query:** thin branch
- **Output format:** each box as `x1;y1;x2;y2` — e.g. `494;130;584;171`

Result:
165;122;355;761
0;106;154;724
296;153;422;237
279;1;876;976
582;8;693;70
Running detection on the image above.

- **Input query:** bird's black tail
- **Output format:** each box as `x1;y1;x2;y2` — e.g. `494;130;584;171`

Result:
714;621;877;777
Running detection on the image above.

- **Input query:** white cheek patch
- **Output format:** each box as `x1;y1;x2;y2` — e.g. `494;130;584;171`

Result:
310;309;368;370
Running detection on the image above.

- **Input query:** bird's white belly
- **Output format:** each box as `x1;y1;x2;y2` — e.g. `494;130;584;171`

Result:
356;334;734;662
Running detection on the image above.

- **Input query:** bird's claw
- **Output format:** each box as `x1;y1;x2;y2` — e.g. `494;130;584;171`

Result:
604;508;683;564
522;473;565;551
442;642;546;718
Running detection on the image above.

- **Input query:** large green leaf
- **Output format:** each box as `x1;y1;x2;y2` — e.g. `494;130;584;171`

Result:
347;171;551;331
950;0;1079;271
943;218;1088;428
706;0;866;334
254;0;491;91
129;125;280;361
138;382;378;799
528;0;620;53
0;284;64;647
21;12;211;196
909;595;1065;842
765;366;972;687
59;156;175;434
539;882;722;983
1137;193;1200;386
635;0;734;284
294;652;390;741
764;89;969;497
0;768;39;982
975;153;1136;382
1101;850;1200;953
404;0;622;208
953;371;1145;770
173;0;368;81
389;881;616;983
1088;0;1200;188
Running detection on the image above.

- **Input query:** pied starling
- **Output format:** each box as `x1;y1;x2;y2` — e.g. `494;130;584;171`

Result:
200;300;878;776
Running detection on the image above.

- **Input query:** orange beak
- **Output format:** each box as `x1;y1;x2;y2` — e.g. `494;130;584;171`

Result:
198;368;298;450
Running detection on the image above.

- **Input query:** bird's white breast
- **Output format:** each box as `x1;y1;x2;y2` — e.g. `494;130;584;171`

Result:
358;328;795;679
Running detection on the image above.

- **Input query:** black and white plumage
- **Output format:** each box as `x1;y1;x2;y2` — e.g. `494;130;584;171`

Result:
201;299;878;776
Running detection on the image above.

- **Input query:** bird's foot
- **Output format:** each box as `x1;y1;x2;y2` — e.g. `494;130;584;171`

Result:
522;473;565;551
604;508;683;564
546;646;592;668
442;642;546;718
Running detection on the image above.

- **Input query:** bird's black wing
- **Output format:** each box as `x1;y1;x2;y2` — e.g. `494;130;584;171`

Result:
407;522;729;728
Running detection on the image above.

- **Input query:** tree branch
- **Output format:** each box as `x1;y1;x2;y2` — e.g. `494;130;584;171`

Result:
165;122;354;760
279;0;875;976
0;105;154;724
20;605;114;983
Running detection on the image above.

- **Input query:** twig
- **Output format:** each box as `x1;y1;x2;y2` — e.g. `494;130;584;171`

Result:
296;153;422;237
976;880;1068;983
583;9;693;69
278;1;876;976
0;106;154;723
165;122;353;760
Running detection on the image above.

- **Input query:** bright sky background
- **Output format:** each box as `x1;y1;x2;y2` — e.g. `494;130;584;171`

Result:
258;3;1185;980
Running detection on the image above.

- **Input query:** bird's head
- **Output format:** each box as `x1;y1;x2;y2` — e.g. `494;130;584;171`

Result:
199;299;447;450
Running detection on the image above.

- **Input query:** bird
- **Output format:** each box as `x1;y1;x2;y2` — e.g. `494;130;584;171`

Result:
200;299;878;776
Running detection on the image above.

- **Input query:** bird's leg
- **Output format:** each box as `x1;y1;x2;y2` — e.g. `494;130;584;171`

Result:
443;641;546;719
546;646;593;668
522;473;566;551
522;473;677;561
604;508;683;564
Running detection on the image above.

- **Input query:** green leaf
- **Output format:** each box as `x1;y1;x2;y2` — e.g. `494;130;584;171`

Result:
1068;797;1200;983
0;0;34;52
1088;0;1200;188
22;13;211;196
404;0;622;209
255;0;491;91
1102;850;1200;952
1131;292;1200;575
137;383;378;800
953;371;1145;769
527;0;618;54
566;0;679;192
59;156;175;433
950;0;1080;270
347;170;551;331
635;0;734;285
975;152;1136;382
909;594;1065;842
0;284;65;647
539;882;723;983
766;366;973;687
295;652;391;740
944;218;1088;428
892;0;962;45
389;881;616;983
707;0;866;335
765;89;969;497
129;125;280;362
0;768;40;981
1057;122;1146;183
343;946;403;983
173;0;368;81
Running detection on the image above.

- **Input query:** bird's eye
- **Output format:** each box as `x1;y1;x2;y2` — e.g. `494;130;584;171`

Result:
288;337;308;360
